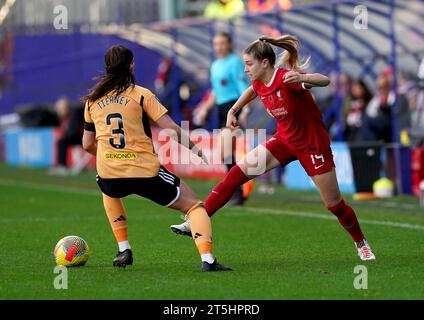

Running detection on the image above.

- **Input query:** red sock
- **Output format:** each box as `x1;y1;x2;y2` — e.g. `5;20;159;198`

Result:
328;199;364;243
205;165;250;217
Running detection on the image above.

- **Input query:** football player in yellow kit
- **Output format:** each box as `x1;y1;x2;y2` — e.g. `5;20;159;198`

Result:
82;45;231;271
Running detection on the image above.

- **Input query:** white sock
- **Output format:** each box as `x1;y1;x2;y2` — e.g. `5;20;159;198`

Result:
201;253;215;264
118;240;131;252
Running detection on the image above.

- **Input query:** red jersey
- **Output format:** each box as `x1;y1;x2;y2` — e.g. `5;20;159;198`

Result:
252;68;330;153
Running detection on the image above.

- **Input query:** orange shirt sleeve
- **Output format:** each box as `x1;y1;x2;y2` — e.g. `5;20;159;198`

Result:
84;101;93;123
84;101;95;131
143;91;168;122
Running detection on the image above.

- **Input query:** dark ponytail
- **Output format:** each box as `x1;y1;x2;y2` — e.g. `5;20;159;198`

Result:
84;45;135;102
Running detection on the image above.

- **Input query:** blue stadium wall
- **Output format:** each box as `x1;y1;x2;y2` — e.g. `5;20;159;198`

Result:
0;33;162;115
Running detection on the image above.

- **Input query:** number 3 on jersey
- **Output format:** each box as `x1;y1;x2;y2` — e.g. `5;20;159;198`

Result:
106;113;125;149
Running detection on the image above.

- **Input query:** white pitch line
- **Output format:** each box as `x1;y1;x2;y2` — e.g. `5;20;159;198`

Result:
1;178;424;231
227;207;424;231
0;178;101;196
297;195;418;210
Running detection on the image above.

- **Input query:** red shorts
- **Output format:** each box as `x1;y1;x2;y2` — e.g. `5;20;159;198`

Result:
262;134;335;176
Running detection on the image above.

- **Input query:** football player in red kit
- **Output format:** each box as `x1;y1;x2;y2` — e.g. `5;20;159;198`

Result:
171;35;375;261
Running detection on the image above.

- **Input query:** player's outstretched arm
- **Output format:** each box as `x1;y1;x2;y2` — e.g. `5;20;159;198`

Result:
155;114;208;164
283;71;330;88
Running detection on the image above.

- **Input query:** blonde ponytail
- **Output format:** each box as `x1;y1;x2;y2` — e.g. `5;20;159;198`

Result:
259;35;310;71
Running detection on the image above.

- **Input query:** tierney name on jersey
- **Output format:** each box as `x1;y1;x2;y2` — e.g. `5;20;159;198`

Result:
97;96;130;109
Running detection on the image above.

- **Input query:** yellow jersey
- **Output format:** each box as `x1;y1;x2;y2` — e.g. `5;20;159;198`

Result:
84;85;168;179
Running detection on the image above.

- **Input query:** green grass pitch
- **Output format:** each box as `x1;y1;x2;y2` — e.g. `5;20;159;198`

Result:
0;164;423;299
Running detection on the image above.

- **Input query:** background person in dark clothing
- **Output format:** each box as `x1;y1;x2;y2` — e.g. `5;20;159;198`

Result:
49;97;84;175
360;75;395;143
344;79;372;142
360;74;409;143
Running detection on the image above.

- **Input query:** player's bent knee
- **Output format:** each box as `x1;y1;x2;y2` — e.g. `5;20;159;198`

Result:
325;196;343;210
181;199;202;215
186;200;204;216
171;194;200;214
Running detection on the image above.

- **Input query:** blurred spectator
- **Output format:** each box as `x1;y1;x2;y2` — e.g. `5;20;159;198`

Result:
49;97;84;175
321;71;352;138
414;88;424;124
414;88;424;137
360;74;409;143
154;57;172;96
204;0;246;20
397;70;418;145
410;58;424;144
153;57;174;115
338;73;353;127
398;71;418;113
323;72;352;109
344;80;372;142
360;75;393;142
247;0;293;13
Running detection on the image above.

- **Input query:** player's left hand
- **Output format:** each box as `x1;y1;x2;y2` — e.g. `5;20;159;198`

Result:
283;71;305;83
